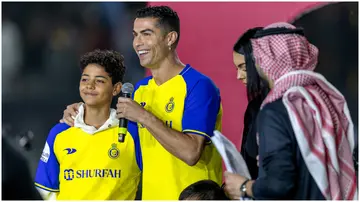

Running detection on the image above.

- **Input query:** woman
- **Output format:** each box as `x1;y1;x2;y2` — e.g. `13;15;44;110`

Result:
232;27;269;179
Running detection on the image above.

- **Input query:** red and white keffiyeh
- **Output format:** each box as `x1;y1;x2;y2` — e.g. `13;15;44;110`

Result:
251;22;357;200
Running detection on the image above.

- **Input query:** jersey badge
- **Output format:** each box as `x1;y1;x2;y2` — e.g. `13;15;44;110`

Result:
108;143;120;159
165;97;175;113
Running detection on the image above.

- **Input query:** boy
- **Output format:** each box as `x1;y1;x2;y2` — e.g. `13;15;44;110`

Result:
34;49;141;200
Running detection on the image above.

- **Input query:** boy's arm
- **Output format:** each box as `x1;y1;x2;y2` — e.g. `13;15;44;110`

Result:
35;123;69;199
35;188;58;200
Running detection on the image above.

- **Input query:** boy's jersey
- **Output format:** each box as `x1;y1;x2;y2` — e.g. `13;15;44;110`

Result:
133;64;223;200
34;123;141;200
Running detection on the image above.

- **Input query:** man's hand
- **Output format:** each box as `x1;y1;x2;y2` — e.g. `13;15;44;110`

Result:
116;97;206;166
60;102;82;126
224;171;248;200
116;97;148;123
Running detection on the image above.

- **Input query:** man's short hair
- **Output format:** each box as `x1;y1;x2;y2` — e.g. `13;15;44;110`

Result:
80;49;126;85
179;180;229;200
136;6;180;48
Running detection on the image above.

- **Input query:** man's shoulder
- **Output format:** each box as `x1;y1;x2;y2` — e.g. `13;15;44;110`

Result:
258;98;292;130
261;99;287;114
181;65;219;94
134;76;153;91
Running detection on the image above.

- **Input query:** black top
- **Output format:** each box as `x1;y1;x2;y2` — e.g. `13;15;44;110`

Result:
241;96;263;179
252;99;325;200
2;137;43;200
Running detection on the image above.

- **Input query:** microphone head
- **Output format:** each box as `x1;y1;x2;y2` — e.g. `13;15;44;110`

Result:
121;83;134;94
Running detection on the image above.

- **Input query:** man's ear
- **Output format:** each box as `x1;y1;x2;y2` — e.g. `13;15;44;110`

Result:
166;31;178;49
113;82;122;97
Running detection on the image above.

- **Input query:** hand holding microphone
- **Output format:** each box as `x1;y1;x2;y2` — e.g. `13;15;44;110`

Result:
116;82;150;125
117;83;135;142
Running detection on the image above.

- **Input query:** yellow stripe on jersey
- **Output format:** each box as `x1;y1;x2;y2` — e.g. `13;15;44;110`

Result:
183;129;212;139
133;64;223;200
183;129;212;143
35;182;59;192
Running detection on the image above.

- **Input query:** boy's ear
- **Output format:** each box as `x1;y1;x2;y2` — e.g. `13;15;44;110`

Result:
113;82;122;96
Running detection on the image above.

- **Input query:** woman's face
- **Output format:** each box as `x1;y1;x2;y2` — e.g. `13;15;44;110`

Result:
233;51;247;86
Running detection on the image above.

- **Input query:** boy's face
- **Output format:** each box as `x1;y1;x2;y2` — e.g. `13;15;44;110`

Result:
79;64;120;107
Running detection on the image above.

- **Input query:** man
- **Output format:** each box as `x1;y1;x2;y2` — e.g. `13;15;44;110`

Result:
224;22;357;200
61;6;223;200
35;49;141;200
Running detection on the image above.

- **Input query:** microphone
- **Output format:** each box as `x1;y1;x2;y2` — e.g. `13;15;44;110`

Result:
118;82;135;143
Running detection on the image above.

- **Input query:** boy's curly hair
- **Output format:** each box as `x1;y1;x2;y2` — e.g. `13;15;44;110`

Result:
80;49;126;84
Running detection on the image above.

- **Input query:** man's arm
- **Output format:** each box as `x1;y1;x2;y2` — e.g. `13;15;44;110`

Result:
140;112;206;166
117;79;221;166
224;103;296;200
60;102;83;126
251;104;297;199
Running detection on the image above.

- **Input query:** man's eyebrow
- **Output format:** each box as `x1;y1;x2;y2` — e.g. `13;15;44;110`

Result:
140;29;154;33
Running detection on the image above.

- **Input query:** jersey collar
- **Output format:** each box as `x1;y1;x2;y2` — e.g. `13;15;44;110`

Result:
74;104;119;135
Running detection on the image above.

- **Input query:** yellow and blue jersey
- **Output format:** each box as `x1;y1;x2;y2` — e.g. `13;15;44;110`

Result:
133;64;223;200
34;120;142;200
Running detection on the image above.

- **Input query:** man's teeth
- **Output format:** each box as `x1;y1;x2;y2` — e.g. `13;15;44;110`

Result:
138;50;149;55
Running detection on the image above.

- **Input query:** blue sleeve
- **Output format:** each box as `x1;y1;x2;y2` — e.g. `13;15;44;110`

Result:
128;82;144;171
182;78;221;141
128;121;143;171
34;123;69;192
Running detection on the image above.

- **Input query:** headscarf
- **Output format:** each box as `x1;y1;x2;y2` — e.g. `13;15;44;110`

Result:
251;22;357;200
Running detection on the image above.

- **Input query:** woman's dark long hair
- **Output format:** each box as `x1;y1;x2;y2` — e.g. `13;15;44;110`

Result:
233;28;271;179
233;27;270;102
